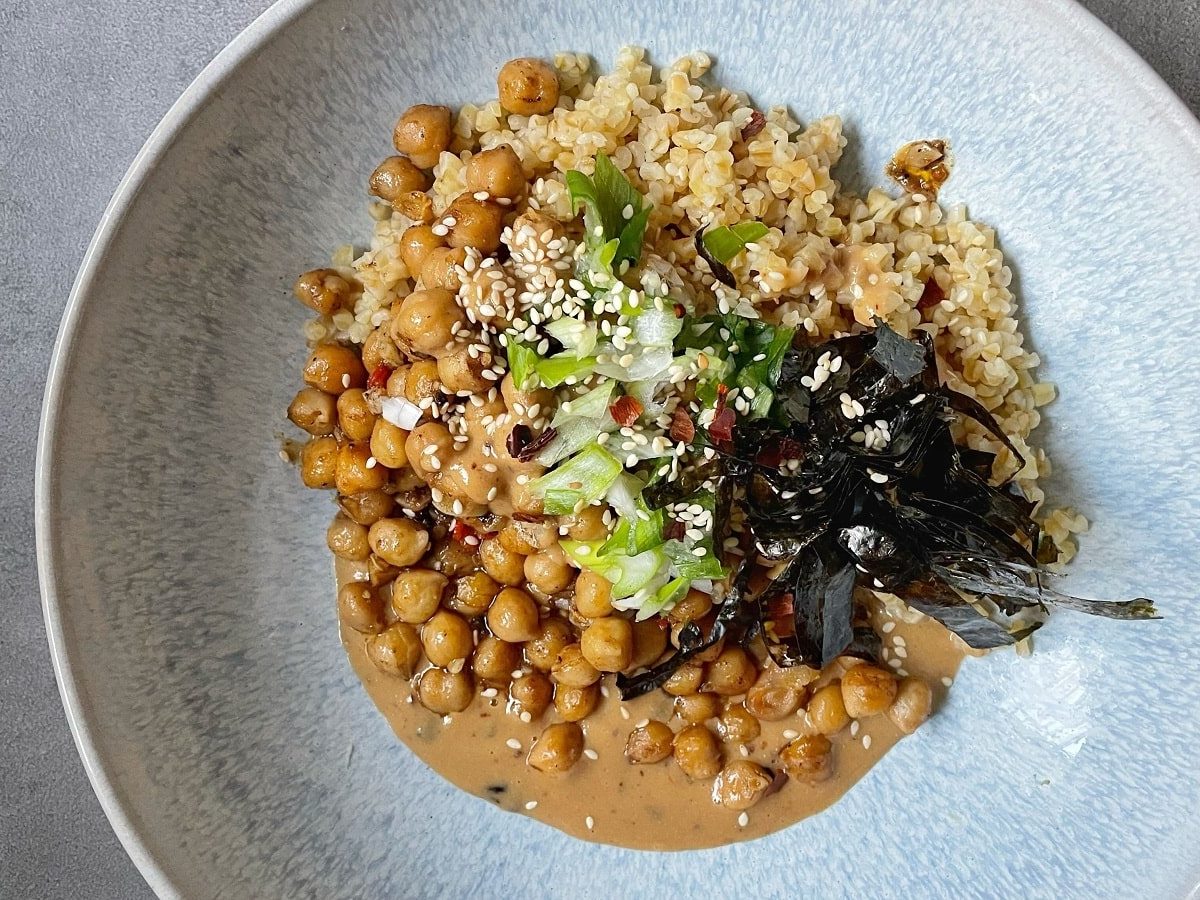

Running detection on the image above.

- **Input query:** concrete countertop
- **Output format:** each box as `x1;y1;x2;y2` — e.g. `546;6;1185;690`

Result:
1;1;1196;896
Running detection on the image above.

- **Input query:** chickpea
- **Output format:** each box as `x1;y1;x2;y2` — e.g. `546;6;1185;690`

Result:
395;190;434;223
807;682;851;736
426;537;477;577
497;57;560;115
524;617;573;670
526;721;583;774
887;677;933;734
675;692;720;724
337;581;384;634
745;672;805;722
303;343;366;395
421;610;474;668
706;647;758;696
480;536;526;586
551;643;600;687
580;617;632;672
300;436;339;489
497;520;539;555
625;720;674;764
361;328;403;373
293;268;353;316
443;195;505;254
505;517;558;551
840;664;898;719
327;514;370;561
335;389;376;442
437;345;491;394
335;441;388;495
405;422;453;479
487;587;540;642
712;760;774;811
573;569;613;619
369;419;409;469
390;568;447;623
465;145;525;200
559;504;608;542
472;636;522;684
663;662;704;696
392;103;452;169
366;622;422;677
390;288;465;358
369;155;429;203
509;671;553;717
673;724;721;779
690;631;725;665
668;589;713;625
778;734;833;784
337;489;394;526
417;667;474;714
716;704;761;743
524;544;573;595
399;224;444;276
366;553;399;587
402;359;441;407
629;618;669;670
419;246;469;292
367;517;430;567
288;387;336;436
554;682;599;722
448;571;500;617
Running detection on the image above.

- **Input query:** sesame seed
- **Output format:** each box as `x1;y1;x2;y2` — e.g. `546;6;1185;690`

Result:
635;718;650;729
941;676;954;688
585;816;595;831
782;729;799;740
584;748;599;761
481;687;498;698
525;800;538;810
850;720;860;737
520;711;532;723
341;373;351;388
505;738;522;751
365;457;377;469
619;707;630;720
881;621;896;633
737;812;749;828
862;734;873;750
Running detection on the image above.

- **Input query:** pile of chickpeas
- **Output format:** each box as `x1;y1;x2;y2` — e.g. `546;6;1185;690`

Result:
287;55;935;816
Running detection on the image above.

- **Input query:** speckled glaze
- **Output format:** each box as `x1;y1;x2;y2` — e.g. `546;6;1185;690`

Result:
36;0;1200;896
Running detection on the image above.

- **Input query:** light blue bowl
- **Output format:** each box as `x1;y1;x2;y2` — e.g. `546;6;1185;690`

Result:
36;0;1200;896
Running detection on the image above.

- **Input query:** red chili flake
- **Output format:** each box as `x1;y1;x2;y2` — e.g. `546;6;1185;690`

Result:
765;592;796;637
756;436;802;469
668;408;696;444
609;395;643;427
917;277;946;312
673;302;687;318
663;518;686;541
741;109;767;140
715;382;730;412
708;406;736;444
367;364;394;391
451;520;477;544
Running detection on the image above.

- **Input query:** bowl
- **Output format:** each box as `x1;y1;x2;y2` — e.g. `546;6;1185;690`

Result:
37;0;1200;895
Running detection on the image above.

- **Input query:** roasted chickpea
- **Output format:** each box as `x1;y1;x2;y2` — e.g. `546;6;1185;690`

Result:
426;537;477;577
327;514;370;561
293;268;353;316
465;145;525;200
663;662;704;696
366;553;399;587
472;636;522;684
526;721;583;774
399;224;444;276
303;343;366;395
554;682;599;722
840;664;898;719
338;489;394;526
443;195;505;254
369;419;409;469
675;692;720;724
402;359;441;406
335;441;388;495
573;569;613;619
366;622;422;677
437;345;491;394
479;536;526;586
361;328;403;373
559;504;608;542
487;587;540;642
421;610;474;667
580;617;633;672
551;643;600;687
524;617;573;670
625;720;674;764
419;246;469;292
524;544;573;595
417;667;474;714
390;568;447;623
712;760;774;810
509;671;553;717
395;189;434;223
336;389;376;441
887;677;933;734
288;387;336;436
300;436;339;489
337;581;384;634
745;670;805;721
367;517;430;567
706;647;758;696
392;103;452;169
673;724;721;779
807;682;851;736
448;571;500;617
369;155;429;203
390;288;465;357
668;589;713;625
629;618;669;669
778;734;833;784
717;703;762;743
497;520;539;555
497;57;560;115
504;517;558;550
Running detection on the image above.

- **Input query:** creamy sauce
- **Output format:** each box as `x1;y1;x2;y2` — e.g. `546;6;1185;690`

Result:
336;561;964;849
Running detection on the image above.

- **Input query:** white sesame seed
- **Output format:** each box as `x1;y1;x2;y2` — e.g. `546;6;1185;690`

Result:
525;800;538;810
585;816;595;831
505;738;522;751
584;748;599;761
941;676;954;688
881;621;896;633
635;718;650;729
619;706;630;720
737;812;749;828
782;729;799;740
862;734;873;750
341;373;351;388
850;720;860;737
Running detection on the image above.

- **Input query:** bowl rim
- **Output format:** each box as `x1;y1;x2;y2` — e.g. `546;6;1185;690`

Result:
34;1;1200;895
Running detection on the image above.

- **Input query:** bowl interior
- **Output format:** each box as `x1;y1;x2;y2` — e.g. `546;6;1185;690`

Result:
40;0;1200;895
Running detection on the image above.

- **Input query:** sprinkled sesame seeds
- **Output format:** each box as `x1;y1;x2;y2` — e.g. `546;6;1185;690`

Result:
585;816;595;831
525;800;538;810
737;812;749;828
583;748;599;761
505;738;522;751
862;734;873;750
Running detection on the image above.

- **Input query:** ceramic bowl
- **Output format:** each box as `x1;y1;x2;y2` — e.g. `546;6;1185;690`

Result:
37;0;1200;896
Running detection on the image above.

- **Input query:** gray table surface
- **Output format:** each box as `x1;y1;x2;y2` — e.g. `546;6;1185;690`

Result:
2;1;1198;896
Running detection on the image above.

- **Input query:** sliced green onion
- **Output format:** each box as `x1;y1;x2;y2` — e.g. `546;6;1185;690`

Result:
532;443;622;514
701;221;769;264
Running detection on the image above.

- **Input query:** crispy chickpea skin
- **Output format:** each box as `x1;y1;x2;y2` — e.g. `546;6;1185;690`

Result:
779;734;833;784
390;288;466;357
524;617;573;670
366;622;422;677
420;246;469;292
524;544;573;595
300;436;339;489
421;610;474;668
580;617;633;672
335;442;388;495
840;664;899;719
336;389;377;442
673;724;721;779
304;343;366;395
393;104;453;169
390;568;447;623
887;677;933;734
443;195;505;254
497;57;560;115
327;514;370;561
417;667;474;714
675;692;720;724
369;155;429;203
465;145;526;200
399;224;444;276
367;517;430;567
712;760;774;810
448;571;500;617
293;268;353;316
337;581;384;634
338;489;394;526
526;721;583;774
551;643;600;687
288;387;337;436
716;703;761;743
473;636;522;684
487;587;540;642
807;682;851;736
625;720;674;764
509;671;553;716
573;569;613;619
706;647;758;696
369;419;409;469
554;682;599;722
480;536;526;586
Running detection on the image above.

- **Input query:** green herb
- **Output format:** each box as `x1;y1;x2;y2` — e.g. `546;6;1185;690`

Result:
701;221;769;265
532;443;622;515
534;352;597;387
565;153;651;268
506;339;538;391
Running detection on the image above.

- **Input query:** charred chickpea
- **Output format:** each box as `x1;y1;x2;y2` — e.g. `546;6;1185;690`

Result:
337;489;394;526
479;536;526;586
472;636;522;684
887;677;933;734
497;57;560;115
421;610;474;668
465;145;526;200
716;703;761;743
335;442;388;495
673;724;721;779
293;268;353;316
419;246;468;292
417;667;474;714
674;692;720;724
559;504;609;542
712;760;774;811
399;224;444;276
443;195;505;254
288;387;336;436
369;155;429;203
551;643;600;687
573;569;613;619
367;517;430;567
663;662;705;696
629;618;669;670
361;328;403;373
390;568;447;623
524;617;573;670
486;587;540;642
554;682;599;722
366;622;423;678
369;419;409;469
668;588;713;625
524;544;573;595
303;343;366;395
300;436;339;489
337;581;384;634
580;617;633;672
840;664;899;719
625;720;674;764
336;389;376;441
448;571;500;617
779;734;833;784
390;288;465;357
392;103;452;169
706;647;758;696
526;721;583;774
807;682;851;736
509;671;553;717
326;514;370;561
